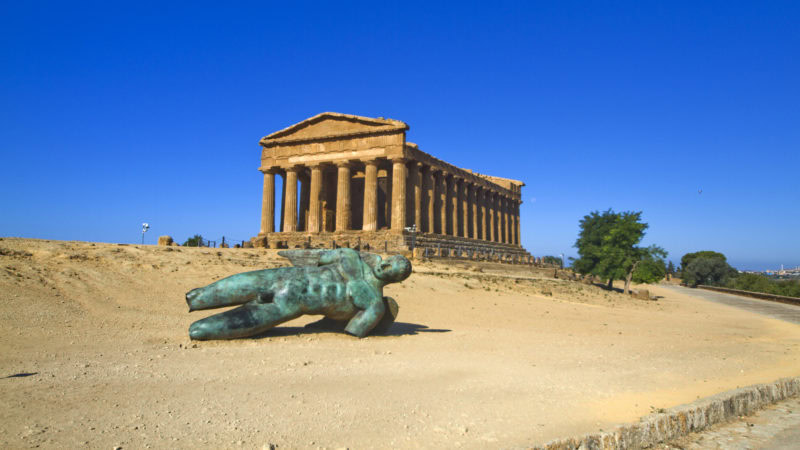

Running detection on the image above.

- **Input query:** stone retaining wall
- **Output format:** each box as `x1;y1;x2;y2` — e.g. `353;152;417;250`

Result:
537;376;800;449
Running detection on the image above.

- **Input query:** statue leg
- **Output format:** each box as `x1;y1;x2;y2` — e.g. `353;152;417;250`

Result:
188;301;302;340
371;297;399;334
186;268;293;311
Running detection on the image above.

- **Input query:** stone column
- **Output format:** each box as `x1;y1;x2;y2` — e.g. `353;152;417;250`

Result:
450;177;459;236
488;192;496;242
497;196;504;243
391;158;408;231
481;189;488;241
469;184;478;239
298;170;310;231
515;201;522;246
505;197;512;244
423;166;434;234
278;171;286;231
439;171;448;235
461;181;469;238
509;200;516;245
283;166;298;232
307;164;323;233
335;162;351;231
500;196;507;243
362;160;378;231
259;169;275;234
384;163;392;228
411;162;422;231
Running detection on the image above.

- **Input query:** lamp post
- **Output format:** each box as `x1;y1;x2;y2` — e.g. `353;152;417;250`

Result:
141;223;150;245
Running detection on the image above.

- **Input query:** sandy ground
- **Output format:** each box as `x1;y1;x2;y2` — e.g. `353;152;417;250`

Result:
1;238;799;449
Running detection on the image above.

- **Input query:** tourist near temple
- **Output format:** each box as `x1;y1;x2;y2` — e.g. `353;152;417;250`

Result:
251;112;533;263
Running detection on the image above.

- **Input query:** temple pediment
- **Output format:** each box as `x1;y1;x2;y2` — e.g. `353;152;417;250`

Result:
261;112;408;145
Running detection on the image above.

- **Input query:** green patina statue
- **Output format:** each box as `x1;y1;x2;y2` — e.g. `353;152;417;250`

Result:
186;248;412;340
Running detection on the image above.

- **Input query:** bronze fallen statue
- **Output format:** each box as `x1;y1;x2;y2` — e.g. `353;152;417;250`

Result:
185;248;412;340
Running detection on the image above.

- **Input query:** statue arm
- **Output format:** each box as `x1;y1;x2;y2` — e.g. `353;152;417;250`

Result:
278;249;355;267
318;248;364;279
317;249;342;266
344;281;385;338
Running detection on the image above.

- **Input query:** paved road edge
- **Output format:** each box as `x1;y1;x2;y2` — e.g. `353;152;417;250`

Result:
535;376;800;450
697;285;800;307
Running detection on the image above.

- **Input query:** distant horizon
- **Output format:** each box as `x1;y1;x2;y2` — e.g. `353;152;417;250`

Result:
1;234;796;275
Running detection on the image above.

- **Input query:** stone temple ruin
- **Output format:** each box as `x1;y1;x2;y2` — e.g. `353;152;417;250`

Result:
250;112;534;263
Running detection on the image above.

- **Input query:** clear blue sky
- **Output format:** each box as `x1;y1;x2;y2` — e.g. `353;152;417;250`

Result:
1;1;798;271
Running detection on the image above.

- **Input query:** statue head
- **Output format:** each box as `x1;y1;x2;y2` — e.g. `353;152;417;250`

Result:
374;255;412;283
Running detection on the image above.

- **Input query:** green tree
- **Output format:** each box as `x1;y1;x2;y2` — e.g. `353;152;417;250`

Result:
183;234;204;247
682;257;737;287
666;260;675;275
680;251;726;273
632;258;667;284
572;209;667;294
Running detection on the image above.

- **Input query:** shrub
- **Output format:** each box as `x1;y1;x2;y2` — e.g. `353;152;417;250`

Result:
727;274;800;298
632;258;666;284
182;234;204;247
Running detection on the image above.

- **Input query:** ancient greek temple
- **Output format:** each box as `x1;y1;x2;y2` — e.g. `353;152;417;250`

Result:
251;112;532;261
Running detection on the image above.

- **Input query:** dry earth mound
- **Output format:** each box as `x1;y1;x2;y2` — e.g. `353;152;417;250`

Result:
1;238;799;448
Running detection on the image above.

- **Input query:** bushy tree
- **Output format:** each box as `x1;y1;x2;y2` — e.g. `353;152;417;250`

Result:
682;257;737;287
572;209;667;294
632;258;667;284
666;261;676;275
182;234;204;247
681;251;726;272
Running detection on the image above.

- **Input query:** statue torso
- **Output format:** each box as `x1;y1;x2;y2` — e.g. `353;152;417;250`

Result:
289;254;381;319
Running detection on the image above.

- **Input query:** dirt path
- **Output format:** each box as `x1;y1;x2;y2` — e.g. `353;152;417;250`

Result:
2;238;799;448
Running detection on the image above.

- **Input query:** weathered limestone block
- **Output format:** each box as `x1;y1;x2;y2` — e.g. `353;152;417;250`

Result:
251;236;268;248
634;289;651;300
157;235;174;246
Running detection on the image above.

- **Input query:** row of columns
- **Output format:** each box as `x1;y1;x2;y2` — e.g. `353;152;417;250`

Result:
260;159;522;245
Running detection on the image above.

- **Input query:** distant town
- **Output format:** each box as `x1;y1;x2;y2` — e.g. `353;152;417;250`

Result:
742;266;800;279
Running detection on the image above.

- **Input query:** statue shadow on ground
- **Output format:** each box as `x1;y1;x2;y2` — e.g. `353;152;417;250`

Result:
247;318;451;340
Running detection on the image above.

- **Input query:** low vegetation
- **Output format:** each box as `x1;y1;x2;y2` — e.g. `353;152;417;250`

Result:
680;250;800;298
182;234;204;247
725;273;800;298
